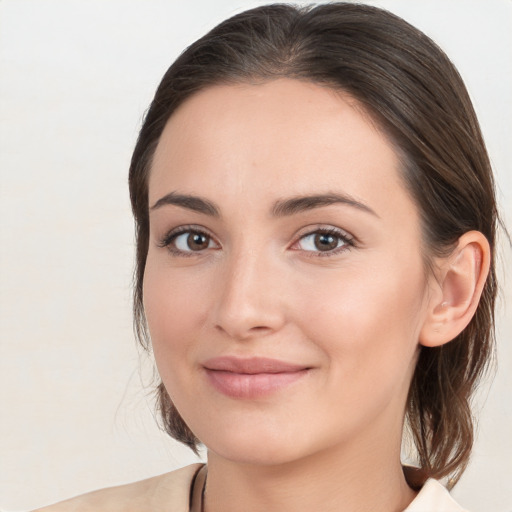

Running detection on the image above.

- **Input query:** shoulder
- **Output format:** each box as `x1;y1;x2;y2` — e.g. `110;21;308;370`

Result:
32;463;203;512
404;479;469;512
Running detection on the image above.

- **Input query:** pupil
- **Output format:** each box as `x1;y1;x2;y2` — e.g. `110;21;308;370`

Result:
314;233;338;251
188;233;208;250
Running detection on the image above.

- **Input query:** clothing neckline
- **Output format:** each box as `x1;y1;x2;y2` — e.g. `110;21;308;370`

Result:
187;463;465;512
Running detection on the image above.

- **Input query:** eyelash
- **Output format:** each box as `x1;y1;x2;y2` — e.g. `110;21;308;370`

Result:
292;227;355;258
157;225;355;258
157;225;215;258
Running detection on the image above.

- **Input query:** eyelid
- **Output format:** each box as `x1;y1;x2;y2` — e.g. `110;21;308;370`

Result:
157;223;356;257
290;225;356;256
157;224;220;254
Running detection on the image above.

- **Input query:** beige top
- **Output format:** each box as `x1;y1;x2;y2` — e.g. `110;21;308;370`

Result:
33;464;203;512
33;463;468;512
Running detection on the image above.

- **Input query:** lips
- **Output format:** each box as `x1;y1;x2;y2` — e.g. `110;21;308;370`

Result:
203;356;310;399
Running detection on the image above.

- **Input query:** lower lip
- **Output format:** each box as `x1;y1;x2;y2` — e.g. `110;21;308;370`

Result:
205;369;309;399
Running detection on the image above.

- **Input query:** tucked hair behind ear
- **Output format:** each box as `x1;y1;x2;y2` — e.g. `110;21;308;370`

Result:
129;3;498;485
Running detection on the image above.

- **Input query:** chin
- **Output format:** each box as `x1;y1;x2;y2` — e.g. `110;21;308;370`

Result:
209;440;303;467
198;418;323;467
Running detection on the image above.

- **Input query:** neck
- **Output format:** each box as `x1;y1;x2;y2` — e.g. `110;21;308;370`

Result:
202;434;416;512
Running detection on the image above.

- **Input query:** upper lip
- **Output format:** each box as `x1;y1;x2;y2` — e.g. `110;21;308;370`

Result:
203;356;310;374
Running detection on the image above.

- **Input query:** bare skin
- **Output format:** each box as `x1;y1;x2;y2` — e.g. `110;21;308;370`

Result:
145;79;489;512
145;79;434;512
34;79;489;512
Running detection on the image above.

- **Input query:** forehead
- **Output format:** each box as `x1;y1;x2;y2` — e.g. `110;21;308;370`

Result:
149;79;412;220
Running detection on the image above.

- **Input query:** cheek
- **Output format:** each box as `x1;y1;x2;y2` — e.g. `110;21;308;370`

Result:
295;255;427;397
142;258;211;377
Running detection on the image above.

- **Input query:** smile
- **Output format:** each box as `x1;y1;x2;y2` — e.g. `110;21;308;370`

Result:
203;357;311;399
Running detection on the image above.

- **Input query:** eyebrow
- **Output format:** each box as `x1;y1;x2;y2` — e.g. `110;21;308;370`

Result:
150;191;378;218
271;193;379;218
151;192;220;217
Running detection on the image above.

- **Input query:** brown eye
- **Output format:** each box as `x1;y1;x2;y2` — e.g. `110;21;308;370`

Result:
171;230;214;252
188;232;210;250
313;233;339;251
294;229;352;256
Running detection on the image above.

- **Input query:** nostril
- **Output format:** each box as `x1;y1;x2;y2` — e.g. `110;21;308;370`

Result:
214;322;273;340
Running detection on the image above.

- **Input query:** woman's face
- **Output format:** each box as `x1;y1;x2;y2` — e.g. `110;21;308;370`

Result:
144;79;433;465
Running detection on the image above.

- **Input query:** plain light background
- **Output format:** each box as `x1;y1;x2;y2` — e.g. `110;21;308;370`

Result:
0;1;511;511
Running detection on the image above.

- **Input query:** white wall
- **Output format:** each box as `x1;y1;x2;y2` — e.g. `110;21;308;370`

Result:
0;1;510;511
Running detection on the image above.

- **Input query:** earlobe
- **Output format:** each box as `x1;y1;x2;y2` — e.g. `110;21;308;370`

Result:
420;231;490;348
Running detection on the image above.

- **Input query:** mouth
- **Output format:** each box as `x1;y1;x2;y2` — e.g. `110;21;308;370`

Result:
203;356;311;399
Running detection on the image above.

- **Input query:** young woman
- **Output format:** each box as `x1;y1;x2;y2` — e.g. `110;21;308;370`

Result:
36;3;499;511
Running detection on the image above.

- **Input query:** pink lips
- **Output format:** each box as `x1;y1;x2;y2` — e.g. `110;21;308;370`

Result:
203;356;310;399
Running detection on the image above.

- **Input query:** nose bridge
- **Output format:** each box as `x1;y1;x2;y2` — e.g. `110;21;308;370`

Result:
213;239;285;339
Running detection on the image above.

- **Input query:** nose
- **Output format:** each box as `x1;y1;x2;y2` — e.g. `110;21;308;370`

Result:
212;248;287;341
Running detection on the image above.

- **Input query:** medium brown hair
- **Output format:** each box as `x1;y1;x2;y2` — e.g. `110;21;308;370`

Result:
128;3;498;486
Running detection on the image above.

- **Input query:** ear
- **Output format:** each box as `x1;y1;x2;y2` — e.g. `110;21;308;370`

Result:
419;231;491;348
